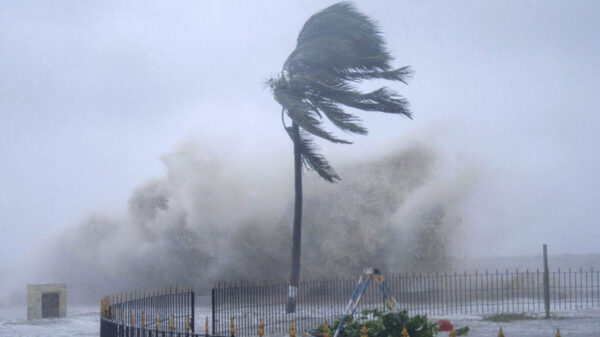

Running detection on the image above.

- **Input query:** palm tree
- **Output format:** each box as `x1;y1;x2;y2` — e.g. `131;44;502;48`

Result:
268;2;412;313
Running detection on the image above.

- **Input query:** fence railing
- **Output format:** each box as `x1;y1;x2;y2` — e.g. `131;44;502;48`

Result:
212;268;600;337
100;287;209;337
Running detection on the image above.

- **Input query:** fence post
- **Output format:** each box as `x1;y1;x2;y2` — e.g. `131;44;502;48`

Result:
191;288;195;333
212;287;216;336
543;244;550;319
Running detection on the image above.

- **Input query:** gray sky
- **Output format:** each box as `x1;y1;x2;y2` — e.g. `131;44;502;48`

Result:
1;1;599;271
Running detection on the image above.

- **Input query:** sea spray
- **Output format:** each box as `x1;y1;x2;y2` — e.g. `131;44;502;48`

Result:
33;139;476;301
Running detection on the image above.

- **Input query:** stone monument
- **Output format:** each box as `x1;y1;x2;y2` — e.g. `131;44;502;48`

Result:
27;283;66;319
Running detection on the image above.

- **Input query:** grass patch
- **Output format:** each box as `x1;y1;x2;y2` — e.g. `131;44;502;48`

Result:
482;313;537;322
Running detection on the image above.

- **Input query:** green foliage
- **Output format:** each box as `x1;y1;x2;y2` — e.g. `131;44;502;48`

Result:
454;327;470;336
317;309;440;337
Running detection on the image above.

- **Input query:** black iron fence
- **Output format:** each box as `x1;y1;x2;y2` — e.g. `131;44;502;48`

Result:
100;287;212;337
212;268;600;337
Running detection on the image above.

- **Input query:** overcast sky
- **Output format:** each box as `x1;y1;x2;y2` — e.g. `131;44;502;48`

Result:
1;1;599;271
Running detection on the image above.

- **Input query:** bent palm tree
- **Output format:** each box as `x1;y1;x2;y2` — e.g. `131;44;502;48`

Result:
268;2;412;313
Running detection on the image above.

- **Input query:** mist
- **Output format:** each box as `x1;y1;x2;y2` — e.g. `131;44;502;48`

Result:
17;135;473;303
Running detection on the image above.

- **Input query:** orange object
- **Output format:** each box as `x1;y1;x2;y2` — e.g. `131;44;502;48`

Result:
436;319;453;331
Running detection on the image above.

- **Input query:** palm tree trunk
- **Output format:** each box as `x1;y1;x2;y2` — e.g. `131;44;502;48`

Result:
286;122;303;313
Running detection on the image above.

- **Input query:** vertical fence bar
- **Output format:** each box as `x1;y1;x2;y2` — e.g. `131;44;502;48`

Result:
510;270;514;313
427;273;431;316
580;268;584;309
465;270;473;314
501;270;505;313
453;271;457;315
441;272;445;315
596;271;600;305
190;289;195;333
218;283;222;335
586;269;590;308
543;244;550;318
593;268;597;307
569;268;573;311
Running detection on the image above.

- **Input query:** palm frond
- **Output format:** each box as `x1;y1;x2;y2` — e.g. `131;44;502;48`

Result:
340;66;413;83
270;1;413;182
291;2;391;73
286;127;340;182
305;95;368;135
295;76;412;117
346;87;412;116
275;87;350;144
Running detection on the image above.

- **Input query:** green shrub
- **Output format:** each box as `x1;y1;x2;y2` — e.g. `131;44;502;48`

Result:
316;309;440;337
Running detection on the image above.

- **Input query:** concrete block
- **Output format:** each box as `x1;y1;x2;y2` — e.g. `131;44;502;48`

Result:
27;283;66;320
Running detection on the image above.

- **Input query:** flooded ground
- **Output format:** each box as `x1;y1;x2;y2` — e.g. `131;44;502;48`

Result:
443;309;600;337
0;306;97;337
1;305;599;337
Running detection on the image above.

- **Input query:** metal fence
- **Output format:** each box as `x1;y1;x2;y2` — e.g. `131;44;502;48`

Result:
212;268;600;337
100;287;211;337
